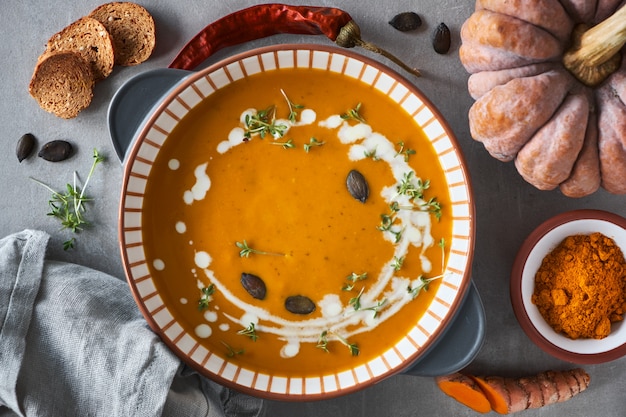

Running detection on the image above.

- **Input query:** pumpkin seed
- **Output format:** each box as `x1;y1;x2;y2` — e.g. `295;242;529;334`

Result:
241;272;267;300
389;12;422;32
38;140;73;162
16;133;36;162
285;295;316;315
432;22;451;54
346;169;369;203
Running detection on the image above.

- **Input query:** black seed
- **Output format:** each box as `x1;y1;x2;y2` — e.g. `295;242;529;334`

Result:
389;12;422;32
38;140;73;162
285;295;316;315
241;272;267;300
16;133;36;162
432;23;451;54
346;169;369;203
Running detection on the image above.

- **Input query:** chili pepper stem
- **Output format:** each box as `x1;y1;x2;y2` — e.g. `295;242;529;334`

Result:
335;21;421;77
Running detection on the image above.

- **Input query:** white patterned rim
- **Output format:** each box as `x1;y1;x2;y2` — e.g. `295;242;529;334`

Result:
119;44;475;400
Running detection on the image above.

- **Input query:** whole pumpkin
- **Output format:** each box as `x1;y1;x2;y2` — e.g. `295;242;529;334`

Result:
460;0;626;197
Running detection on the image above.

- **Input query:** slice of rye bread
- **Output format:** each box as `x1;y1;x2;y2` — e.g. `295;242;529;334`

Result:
29;51;95;119
46;16;115;80
89;2;155;66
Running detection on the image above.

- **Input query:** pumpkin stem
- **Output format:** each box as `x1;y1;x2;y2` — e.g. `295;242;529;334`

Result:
563;4;626;87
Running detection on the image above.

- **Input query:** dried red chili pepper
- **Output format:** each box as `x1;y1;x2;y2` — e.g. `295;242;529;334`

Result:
168;3;420;77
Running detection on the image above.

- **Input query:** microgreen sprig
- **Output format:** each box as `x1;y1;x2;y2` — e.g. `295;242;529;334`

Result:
198;284;216;311
303;137;325;153
377;211;404;243
221;341;244;357
364;147;380;160
335;332;359;356
438;237;446;272
408;239;447;299
31;149;105;250
317;330;359;356
407;275;442;299
349;288;387;318
396;171;429;200
244;106;288;139
237;322;258;341
236;240;284;257
377;212;397;232
364;299;388;318
270;138;295;149
395;141;416;162
280;89;304;124
424;197;443;221
342;272;368;291
316;331;330;352
393;171;442;220
348;287;365;310
391;199;443;222
341;102;366;123
391;255;405;271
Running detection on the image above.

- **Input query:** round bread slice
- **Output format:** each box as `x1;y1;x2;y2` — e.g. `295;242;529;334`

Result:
89;2;156;66
29;52;95;119
46;16;115;80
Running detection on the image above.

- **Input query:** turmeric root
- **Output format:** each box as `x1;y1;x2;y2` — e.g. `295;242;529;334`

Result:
436;368;590;414
436;373;492;413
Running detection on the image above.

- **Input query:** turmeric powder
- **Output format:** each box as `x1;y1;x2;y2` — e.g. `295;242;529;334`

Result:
532;232;626;339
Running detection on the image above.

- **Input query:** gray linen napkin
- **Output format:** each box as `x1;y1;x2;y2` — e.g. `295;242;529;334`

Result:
0;230;265;417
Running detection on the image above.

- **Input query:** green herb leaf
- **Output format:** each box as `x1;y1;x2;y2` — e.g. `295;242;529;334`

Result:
364;147;379;160
342;272;368;292
396;171;430;200
316;330;359;356
392;172;442;220
334;332;360;356
396;141;416;162
31;149;104;249
341;103;366;123
423;197;442;221
407;275;443;299
349;287;387;318
221;341;244;357
236;240;284;257
316;330;330;352
244;106;288;139
377;210;404;242
198;284;216;311
362;298;387;318
237;322;258;341
395;141;416;162
280;89;304;124
270;138;295;149
303;137;324;153
63;237;76;251
391;255;405;271
349;287;365;310
438;238;446;272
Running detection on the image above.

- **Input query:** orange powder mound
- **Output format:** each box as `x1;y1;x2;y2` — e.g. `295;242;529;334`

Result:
531;232;626;339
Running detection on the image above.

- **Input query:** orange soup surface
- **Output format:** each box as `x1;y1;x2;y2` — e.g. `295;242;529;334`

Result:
142;67;452;376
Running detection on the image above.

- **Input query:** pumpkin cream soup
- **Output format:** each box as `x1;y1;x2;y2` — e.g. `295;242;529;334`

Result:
142;67;452;375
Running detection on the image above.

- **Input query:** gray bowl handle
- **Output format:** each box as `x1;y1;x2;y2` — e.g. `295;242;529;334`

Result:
108;68;192;163
403;280;486;377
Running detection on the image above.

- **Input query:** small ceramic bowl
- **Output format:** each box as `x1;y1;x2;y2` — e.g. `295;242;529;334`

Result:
511;209;626;364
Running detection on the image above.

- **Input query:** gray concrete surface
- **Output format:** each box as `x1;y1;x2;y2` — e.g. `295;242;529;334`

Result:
2;0;625;415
